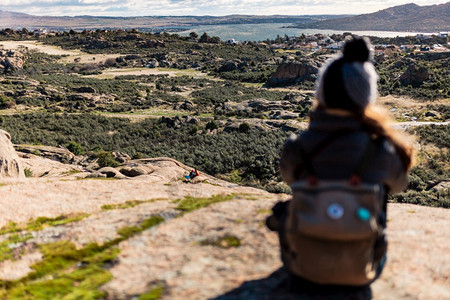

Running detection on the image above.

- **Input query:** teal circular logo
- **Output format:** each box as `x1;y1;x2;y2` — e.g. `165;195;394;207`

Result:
357;207;371;221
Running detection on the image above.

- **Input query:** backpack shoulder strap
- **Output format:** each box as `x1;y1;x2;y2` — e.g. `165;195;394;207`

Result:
297;131;380;184
350;135;380;184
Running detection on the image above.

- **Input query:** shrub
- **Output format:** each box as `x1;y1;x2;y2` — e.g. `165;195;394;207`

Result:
238;122;250;133
205;120;219;131
0;94;14;109
24;168;33;177
66;141;85;155
96;151;119;168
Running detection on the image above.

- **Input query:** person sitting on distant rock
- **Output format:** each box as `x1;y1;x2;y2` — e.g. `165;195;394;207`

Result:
189;169;199;179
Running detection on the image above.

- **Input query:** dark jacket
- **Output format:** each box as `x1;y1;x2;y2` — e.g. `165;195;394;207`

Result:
280;110;407;194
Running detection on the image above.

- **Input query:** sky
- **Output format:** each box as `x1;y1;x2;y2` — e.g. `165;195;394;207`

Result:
0;0;448;17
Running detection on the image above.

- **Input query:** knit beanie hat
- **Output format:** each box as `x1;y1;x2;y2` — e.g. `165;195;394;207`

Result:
316;37;378;112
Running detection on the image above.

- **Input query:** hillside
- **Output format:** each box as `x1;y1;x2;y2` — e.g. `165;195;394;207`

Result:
292;2;450;32
0;11;347;31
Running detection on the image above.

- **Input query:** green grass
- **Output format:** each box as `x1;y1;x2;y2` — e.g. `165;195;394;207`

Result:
1;242;118;299
0;214;90;235
173;194;235;213
200;234;241;249
101;199;167;211
62;169;83;175
101;200;147;211
0;214;166;298
27;215;90;231
117;215;165;239
24;168;33;178
141;216;165;230
139;284;165;300
201;180;221;187
0;234;33;263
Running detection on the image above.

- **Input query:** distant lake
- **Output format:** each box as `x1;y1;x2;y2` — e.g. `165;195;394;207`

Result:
177;23;421;41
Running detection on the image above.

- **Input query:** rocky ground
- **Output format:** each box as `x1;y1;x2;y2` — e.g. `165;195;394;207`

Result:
0;145;448;299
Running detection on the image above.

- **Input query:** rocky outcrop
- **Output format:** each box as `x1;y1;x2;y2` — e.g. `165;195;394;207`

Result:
0;130;24;179
248;99;297;112
138;40;165;48
15;145;76;164
215;98;303;117
160;115;201;128
175;100;194;110
268;110;299;120
399;64;429;87
219;60;239;72
120;164;155;177
97;167;126;179
146;59;159;68
0;152;448;299
0;49;24;73
266;60;319;87
112;152;131;163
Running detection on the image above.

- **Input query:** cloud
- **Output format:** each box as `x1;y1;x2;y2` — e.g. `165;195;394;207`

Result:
0;0;448;16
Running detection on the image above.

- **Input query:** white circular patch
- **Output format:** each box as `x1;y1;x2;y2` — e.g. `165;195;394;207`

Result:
327;203;344;220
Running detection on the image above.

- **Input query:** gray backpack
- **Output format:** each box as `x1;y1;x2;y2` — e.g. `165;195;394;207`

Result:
281;135;387;286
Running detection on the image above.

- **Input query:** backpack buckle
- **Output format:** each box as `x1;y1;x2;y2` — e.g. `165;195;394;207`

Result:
307;176;318;186
350;174;361;185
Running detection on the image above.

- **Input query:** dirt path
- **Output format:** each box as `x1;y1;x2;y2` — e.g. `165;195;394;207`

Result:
85;67;209;79
392;121;449;129
0;40;123;65
0;40;79;56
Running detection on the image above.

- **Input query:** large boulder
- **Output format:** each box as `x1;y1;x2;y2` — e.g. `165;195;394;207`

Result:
15;145;76;164
266;60;319;87
399;64;429;87
0;130;24;179
219;60;239;72
0;50;25;73
120;164;155;177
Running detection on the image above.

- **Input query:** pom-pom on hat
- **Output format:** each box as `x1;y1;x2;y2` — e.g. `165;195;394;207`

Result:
316;37;378;112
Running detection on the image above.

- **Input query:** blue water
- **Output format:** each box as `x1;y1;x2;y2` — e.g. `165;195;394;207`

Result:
177;23;421;41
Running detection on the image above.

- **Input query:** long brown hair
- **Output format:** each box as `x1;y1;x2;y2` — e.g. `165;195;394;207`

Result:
314;102;416;171
359;104;416;171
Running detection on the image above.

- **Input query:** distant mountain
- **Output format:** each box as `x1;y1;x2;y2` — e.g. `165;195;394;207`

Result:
0;11;350;31
292;2;450;32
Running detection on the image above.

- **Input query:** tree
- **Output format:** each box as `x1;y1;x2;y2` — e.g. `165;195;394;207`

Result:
199;32;210;43
210;36;221;44
189;32;198;40
67;141;85;155
275;34;283;44
205;120;219;131
239;122;250;133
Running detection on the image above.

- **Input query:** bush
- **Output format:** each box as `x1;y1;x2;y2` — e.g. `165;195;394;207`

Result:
238;122;250;133
96;151;119;168
24;168;33;177
0;94;14;109
205;120;219;131
66;141;85;155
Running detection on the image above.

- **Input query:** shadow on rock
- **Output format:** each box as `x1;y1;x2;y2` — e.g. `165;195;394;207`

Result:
213;267;372;300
